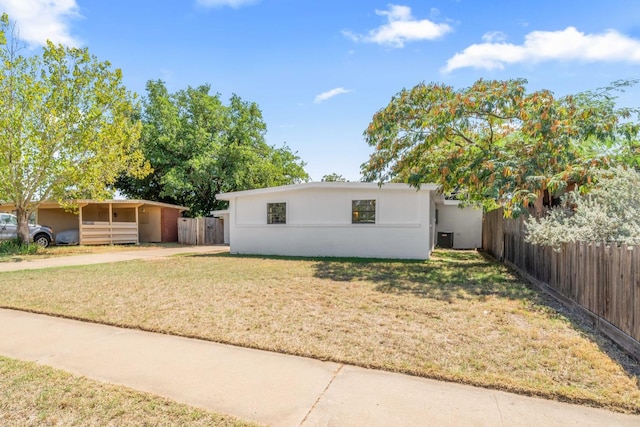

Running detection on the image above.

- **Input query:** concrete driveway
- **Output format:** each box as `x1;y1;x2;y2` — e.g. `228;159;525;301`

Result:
0;245;230;272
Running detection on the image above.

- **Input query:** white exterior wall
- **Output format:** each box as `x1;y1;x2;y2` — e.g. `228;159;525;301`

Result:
222;214;230;245
429;196;437;251
435;203;483;249
224;185;433;259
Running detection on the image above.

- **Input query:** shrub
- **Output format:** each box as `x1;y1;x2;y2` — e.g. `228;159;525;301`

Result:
0;239;41;256
525;167;640;248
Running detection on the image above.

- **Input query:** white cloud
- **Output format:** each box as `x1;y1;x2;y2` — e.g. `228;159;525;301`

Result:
481;31;507;43
343;4;452;48
196;0;259;8
314;87;351;104
0;0;81;47
444;26;640;72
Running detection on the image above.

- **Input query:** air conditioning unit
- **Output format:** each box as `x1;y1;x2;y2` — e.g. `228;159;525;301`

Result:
437;231;454;248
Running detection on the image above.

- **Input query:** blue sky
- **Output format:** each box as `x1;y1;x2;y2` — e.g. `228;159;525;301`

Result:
2;0;640;181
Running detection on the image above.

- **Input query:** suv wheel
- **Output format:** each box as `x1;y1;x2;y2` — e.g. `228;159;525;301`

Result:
34;233;51;248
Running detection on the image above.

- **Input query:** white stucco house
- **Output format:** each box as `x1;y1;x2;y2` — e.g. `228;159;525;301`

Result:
214;182;482;260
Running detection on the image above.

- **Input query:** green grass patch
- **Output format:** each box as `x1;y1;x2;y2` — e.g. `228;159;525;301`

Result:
0;239;41;257
0;356;260;426
0;249;638;414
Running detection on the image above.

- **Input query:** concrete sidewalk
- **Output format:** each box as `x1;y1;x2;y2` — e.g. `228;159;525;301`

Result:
0;309;637;426
0;245;229;272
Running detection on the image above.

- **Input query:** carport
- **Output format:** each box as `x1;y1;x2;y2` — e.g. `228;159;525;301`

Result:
1;200;188;245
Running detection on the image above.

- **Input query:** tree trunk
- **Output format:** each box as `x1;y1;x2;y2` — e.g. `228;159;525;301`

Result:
15;207;30;245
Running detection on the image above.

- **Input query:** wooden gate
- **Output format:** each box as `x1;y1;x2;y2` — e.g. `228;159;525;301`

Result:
178;217;224;245
204;217;224;245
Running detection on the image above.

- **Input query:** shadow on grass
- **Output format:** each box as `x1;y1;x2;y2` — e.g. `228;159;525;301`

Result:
313;250;531;302
166;251;640;384
200;250;529;302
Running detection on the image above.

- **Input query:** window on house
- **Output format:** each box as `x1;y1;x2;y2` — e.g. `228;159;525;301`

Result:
267;202;286;224
352;199;376;224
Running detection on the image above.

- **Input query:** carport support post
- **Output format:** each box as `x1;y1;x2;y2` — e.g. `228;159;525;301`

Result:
108;203;113;244
78;205;83;245
135;205;140;244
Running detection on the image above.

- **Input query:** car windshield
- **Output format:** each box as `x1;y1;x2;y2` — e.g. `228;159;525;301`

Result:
2;215;18;226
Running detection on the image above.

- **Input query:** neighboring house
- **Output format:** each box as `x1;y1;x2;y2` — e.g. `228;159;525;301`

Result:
0;200;188;245
216;182;482;260
532;182;578;216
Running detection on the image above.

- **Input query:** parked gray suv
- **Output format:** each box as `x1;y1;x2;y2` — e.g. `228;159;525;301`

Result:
0;213;54;247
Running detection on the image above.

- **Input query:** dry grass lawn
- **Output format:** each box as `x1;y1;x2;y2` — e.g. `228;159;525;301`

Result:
0;250;638;414
0;355;259;426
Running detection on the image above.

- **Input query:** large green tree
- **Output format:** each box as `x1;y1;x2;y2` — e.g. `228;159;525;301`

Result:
0;14;147;244
569;80;640;169
321;173;348;182
116;80;309;216
362;78;638;215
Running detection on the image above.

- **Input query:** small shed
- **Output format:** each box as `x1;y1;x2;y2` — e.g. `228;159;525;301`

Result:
1;200;189;245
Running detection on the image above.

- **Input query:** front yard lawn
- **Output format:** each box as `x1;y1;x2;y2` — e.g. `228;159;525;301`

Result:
0;250;638;413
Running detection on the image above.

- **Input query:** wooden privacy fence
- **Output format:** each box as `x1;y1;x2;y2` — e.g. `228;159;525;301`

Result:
483;208;640;361
178;217;224;245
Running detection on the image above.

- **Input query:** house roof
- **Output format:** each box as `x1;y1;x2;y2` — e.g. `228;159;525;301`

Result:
217;182;440;200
